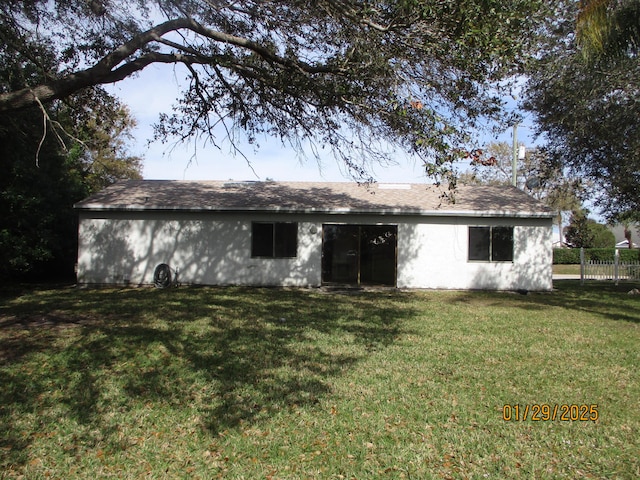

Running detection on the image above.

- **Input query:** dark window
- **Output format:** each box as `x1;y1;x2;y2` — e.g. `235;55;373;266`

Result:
251;222;297;258
491;226;514;262
468;226;491;261
468;226;514;262
252;223;274;257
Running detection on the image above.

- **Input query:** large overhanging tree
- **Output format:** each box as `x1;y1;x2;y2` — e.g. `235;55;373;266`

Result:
523;0;640;220
0;13;143;279
0;0;549;181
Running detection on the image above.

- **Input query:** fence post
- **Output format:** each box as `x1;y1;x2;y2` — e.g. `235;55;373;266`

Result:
615;249;620;286
580;247;585;285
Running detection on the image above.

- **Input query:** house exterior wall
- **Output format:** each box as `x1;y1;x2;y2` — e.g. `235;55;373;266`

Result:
77;211;322;287
396;216;552;291
77;210;553;290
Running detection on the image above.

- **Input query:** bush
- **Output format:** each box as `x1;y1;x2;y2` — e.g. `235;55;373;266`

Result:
619;249;640;263
553;248;640;264
588;248;640;262
553;248;581;264
587;248;618;262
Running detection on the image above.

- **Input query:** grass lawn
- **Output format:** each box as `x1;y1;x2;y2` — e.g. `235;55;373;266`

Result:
1;282;639;479
552;264;581;275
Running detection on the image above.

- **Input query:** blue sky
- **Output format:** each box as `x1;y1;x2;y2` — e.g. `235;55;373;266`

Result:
106;63;538;184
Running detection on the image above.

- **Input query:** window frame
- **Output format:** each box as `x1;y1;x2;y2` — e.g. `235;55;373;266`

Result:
251;221;298;258
468;226;514;263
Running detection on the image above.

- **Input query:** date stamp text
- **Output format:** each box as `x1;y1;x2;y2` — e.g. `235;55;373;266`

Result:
503;404;598;422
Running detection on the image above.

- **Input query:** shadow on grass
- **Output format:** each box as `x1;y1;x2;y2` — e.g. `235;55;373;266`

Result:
548;280;640;323
448;280;640;324
0;286;416;471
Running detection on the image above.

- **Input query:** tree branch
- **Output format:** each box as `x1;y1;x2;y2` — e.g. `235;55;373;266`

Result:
0;17;345;113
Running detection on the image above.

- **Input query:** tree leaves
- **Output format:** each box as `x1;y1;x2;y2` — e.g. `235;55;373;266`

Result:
577;0;640;60
0;0;550;181
523;0;640;220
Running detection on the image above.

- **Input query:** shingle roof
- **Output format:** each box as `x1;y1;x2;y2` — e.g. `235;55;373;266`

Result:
74;180;554;218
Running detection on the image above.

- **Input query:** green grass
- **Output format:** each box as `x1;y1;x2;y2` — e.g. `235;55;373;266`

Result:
552;264;581;275
1;282;639;479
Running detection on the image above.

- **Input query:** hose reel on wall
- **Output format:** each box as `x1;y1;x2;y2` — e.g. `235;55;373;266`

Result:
153;263;178;288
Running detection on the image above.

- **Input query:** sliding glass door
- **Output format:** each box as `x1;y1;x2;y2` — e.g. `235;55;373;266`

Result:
321;225;397;286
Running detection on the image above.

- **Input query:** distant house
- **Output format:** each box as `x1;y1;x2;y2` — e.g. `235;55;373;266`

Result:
74;180;554;291
616;240;638;249
610;224;640;249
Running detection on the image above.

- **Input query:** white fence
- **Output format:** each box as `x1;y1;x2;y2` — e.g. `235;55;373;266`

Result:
580;248;640;285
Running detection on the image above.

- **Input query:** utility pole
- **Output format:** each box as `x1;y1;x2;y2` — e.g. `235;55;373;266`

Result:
512;123;518;187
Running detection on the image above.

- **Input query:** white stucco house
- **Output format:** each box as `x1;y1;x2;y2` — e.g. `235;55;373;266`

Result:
74;180;554;291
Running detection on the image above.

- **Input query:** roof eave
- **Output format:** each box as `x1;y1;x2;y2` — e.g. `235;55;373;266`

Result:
74;204;555;218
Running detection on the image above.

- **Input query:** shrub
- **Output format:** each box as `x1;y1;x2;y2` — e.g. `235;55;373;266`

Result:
620;249;640;263
553;248;640;264
587;248;618;262
553;248;581;264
